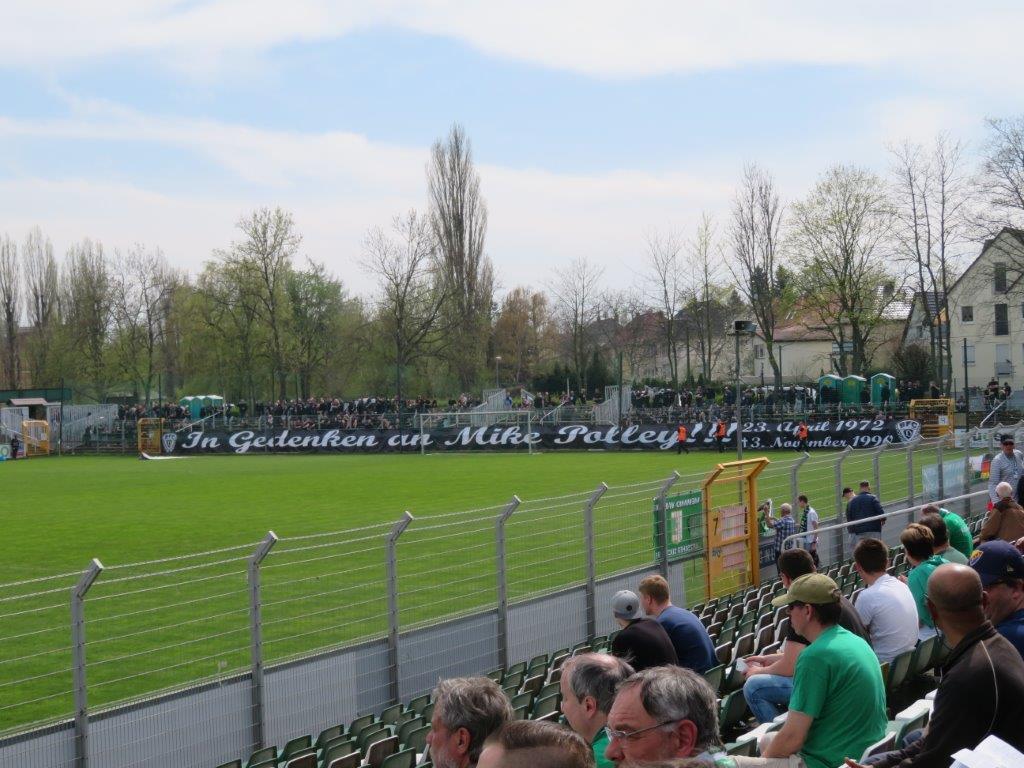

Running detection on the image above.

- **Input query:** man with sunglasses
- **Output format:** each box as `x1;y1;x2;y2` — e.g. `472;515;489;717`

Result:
751;574;886;768
970;540;1024;658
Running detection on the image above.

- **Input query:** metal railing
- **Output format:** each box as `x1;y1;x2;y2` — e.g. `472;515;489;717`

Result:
0;438;982;768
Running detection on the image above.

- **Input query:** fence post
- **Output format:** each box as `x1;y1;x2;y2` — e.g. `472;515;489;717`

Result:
936;439;945;500
386;512;413;704
247;531;278;752
71;558;104;768
871;445;886;502
790;452;810;513
906;439;918;511
583;483;608;641
656;472;681;579
833;446;854;519
495;497;522;669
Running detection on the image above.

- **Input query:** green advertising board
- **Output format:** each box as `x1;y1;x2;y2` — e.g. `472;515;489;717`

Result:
654;489;704;559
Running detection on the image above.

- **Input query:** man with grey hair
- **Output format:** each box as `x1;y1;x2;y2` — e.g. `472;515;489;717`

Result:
989;436;1024;504
427;676;514;768
560;653;634;768
604;666;722;764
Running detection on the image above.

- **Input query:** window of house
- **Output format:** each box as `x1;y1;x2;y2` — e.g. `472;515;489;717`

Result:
965;344;975;365
995;263;1008;293
961;305;974;322
996;344;1012;375
995;303;1009;336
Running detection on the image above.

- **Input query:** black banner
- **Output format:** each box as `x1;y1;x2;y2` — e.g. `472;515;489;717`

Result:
161;418;922;455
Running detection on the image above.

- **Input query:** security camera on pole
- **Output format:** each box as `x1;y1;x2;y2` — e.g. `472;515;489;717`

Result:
732;320;758;459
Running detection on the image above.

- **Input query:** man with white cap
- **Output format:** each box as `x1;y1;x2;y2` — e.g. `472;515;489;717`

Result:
609;589;678;672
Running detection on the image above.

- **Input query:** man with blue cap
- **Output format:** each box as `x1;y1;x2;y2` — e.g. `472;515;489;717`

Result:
970;540;1024;658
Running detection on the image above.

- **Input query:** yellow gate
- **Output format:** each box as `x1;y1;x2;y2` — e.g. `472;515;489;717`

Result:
137;418;165;455
20;420;51;456
701;457;770;599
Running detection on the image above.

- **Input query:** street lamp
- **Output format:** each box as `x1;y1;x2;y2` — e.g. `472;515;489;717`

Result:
495;356;502;389
732;320;757;459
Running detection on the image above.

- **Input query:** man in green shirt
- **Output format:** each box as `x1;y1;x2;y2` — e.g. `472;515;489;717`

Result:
739;573;886;768
918;513;968;565
559;653;633;768
901;523;947;640
922;504;972;560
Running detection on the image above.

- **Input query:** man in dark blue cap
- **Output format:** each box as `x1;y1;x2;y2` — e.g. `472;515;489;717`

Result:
970;540;1024;659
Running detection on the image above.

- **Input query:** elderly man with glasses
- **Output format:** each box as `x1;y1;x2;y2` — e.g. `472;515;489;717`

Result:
603;666;727;765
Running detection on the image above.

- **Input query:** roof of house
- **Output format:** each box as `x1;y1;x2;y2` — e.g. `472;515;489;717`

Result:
946;227;1024;298
7;397;49;407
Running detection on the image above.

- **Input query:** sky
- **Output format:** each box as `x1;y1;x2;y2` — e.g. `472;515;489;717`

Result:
2;1;1024;296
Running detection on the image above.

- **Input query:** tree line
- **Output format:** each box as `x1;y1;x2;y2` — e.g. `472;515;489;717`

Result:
1;118;1023;405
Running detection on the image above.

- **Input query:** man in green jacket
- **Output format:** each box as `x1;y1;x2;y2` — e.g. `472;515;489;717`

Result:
921;503;972;560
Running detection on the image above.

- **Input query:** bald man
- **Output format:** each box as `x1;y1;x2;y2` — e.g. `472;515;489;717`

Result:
846;564;1024;767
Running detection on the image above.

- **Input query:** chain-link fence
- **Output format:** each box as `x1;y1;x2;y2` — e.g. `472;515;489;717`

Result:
0;438;987;768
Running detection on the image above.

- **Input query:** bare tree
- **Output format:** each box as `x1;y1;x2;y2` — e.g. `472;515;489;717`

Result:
0;235;20;388
729;164;788;387
428;124;494;390
22;227;58;385
790;165;901;374
287;261;351;399
111;245;178;404
550;257;604;396
974;115;1024;279
62;239;112;399
890;135;970;391
218;207;299;399
362;211;449;414
688;213;726;382
642;231;685;388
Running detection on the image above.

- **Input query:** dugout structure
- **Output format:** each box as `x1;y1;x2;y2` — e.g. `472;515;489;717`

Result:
909;398;954;439
137;418;165;455
701;457;769;599
20;419;50;456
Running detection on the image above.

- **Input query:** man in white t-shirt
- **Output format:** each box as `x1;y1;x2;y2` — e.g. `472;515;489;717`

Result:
851;537;918;663
798;494;820;567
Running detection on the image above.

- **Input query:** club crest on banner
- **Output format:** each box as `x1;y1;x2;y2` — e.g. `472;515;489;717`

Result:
895;420;921;443
161;431;177;454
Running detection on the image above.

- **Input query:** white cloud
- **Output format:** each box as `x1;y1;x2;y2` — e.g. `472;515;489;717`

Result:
2;1;1023;92
0;106;738;295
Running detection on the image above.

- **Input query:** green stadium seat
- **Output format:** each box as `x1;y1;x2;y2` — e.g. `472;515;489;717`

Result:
532;692;561;718
325;752;361;768
349;714;376;740
315;725;346;750
397;716;425;745
364;735;399;768
245;747;276;768
282;750;316;768
379;703;404;725
357;726;390;752
381;748;417;768
408;694;431;716
281;735;311;760
322;739;357;764
403;725;430;753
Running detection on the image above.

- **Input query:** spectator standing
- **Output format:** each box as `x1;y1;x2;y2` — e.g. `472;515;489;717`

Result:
848;565;1024;768
715;419;727;453
851;539;918;664
559;654;633;768
988;437;1024;504
795;421;809;452
846;481;885;554
742;550;868;724
979;483;1024;543
637;575;717;673
969;541;1024;659
766;503;798;561
900;524;946;641
798;495;820;567
920;504;972;560
477;720;593;768
751;574;886;768
426;677;513;768
604;667;726;764
609;590;679;671
676;423;689;455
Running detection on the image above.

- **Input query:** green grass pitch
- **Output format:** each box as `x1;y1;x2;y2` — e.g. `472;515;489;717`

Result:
0;448;926;732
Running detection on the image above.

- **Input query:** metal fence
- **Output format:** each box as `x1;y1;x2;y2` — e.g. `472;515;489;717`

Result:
0;438;987;768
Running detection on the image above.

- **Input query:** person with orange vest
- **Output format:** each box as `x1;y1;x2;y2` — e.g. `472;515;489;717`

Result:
715;419;727;453
795;421;809;452
676;423;689;454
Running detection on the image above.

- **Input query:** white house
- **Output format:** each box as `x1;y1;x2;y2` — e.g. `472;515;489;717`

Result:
946;228;1024;394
